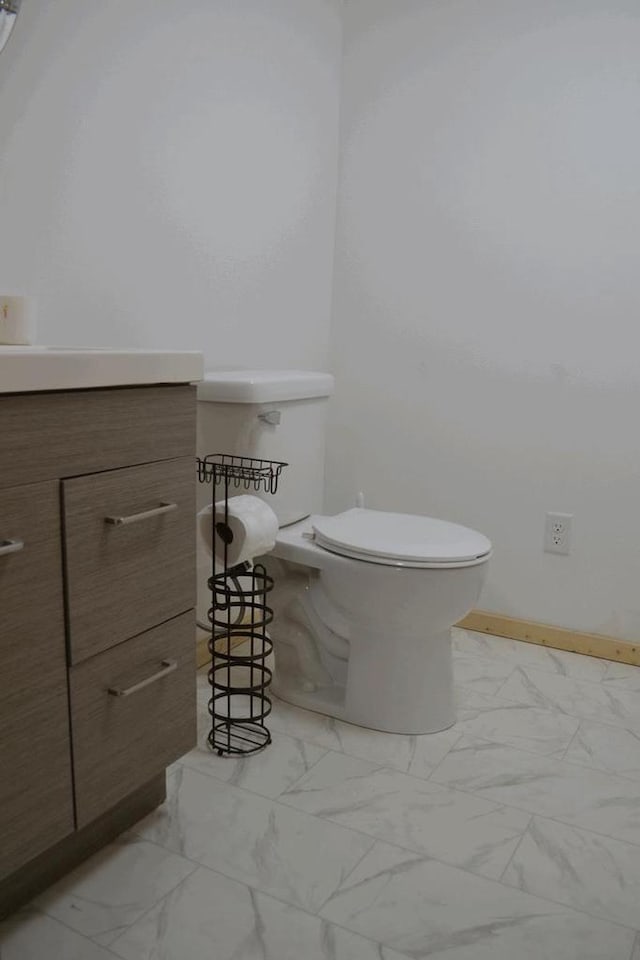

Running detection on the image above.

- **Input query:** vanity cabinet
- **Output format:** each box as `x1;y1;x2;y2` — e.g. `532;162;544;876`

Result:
0;383;197;916
0;482;74;880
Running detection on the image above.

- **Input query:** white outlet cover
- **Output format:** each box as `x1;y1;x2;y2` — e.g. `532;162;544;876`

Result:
544;512;573;555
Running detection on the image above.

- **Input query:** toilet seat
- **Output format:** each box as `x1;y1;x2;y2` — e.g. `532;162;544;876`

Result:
312;508;492;569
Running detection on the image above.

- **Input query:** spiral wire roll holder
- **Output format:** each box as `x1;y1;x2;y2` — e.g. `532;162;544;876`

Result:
197;454;287;756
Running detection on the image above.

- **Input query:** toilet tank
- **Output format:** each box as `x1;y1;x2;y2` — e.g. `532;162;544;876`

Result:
196;370;335;526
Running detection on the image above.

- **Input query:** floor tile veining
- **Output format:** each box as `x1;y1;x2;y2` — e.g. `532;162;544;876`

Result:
2;627;640;959
278;750;531;880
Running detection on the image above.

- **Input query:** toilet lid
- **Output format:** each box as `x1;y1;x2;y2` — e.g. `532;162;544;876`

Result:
312;508;492;567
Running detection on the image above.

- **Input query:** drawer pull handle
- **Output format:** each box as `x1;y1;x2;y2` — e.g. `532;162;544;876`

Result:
105;502;178;527
0;538;24;557
108;659;178;697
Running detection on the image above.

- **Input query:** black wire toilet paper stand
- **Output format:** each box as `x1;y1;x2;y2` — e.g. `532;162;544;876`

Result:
197;454;287;756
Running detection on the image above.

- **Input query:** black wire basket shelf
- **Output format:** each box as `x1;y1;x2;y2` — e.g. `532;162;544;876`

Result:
197;453;287;757
197;454;287;495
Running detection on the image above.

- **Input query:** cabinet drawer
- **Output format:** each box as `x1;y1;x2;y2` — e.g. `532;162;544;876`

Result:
70;611;196;827
0;482;74;880
64;458;196;663
0;385;195;491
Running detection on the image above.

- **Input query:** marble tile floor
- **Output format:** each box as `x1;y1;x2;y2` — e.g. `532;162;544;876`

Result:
3;628;640;959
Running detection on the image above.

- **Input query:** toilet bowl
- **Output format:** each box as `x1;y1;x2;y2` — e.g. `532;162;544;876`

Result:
265;509;490;734
197;370;492;735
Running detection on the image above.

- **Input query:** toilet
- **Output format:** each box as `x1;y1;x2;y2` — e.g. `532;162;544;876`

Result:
197;370;492;735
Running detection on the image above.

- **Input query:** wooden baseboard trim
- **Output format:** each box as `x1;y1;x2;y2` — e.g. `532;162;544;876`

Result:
196;629;209;668
458;610;640;666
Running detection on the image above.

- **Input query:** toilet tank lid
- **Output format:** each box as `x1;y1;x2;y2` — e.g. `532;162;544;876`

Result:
197;370;335;404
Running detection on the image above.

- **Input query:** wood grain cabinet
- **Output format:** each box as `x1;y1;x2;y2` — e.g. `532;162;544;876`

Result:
71;611;196;827
0;482;74;879
64;458;196;663
0;385;197;913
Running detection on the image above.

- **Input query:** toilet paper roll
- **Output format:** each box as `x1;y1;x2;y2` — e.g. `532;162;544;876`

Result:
197;495;279;569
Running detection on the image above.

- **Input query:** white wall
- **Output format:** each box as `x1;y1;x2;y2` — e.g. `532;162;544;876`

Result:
327;0;640;639
3;0;639;639
0;0;342;368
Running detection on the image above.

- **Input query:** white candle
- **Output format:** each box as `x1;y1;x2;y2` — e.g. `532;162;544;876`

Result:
0;295;36;345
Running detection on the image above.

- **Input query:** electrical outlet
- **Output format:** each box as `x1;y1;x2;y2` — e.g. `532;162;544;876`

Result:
544;512;573;555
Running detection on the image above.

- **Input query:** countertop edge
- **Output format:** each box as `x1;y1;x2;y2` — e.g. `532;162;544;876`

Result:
0;351;204;394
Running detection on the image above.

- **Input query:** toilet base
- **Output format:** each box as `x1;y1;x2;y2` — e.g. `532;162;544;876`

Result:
271;632;457;736
263;543;484;736
272;675;350;725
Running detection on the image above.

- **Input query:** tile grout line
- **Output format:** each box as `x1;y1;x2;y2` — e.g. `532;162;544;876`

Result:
202;692;640;838
431;774;640;855
123;828;355;918
559;718;582;762
220;679;640;773
491;667;517;701
270;742;334;798
410;741;640;855
194;678;640;836
180;736;332;801
116;829;387;939
214;725;640;854
258;698;425;777
106;866;202;958
454;813;640;937
408;729;465;780
271;699;584;769
267;713;577;778
124;733;640;940
107;856;417;960
424;738;460;784
454;774;640;850
12;643;638;956
453;637;611;682
460;686;640;761
491;819;640;937
314;834;378;913
451;728;581;765
491;663;640;730
131;769;538;901
142;760;640;916
130;809;640;940
34;849;201;953
435;724;640;778
2;902;152;960
496;814;532;884
457;677;583;715
191;712;579;800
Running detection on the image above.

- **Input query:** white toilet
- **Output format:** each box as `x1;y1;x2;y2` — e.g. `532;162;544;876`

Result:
197;370;492;735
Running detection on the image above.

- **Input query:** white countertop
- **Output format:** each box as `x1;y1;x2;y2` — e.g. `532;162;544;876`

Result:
0;347;204;394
